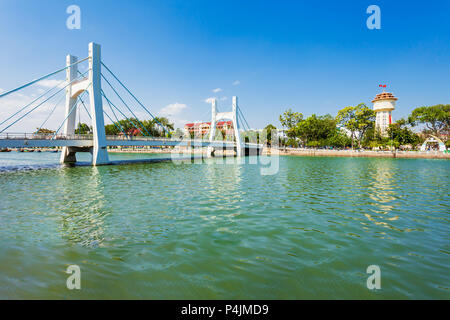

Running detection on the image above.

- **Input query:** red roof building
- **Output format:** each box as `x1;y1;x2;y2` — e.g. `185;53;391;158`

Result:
184;121;234;136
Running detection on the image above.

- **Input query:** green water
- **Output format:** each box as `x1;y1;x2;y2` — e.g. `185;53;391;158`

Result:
0;152;448;299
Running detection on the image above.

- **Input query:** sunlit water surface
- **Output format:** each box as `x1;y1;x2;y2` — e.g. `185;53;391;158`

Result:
0;151;448;299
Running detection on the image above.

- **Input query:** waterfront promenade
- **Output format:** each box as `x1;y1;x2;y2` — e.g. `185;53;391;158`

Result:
107;147;450;160
277;148;450;159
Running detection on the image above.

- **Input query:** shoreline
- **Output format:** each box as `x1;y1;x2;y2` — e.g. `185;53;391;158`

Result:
108;147;449;160
2;147;449;160
277;148;450;159
109;147;450;160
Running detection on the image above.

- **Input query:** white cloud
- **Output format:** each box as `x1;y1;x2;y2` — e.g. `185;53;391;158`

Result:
205;96;226;104
204;97;216;104
158;102;189;129
38;79;67;89
232;80;240;86
0;90;69;133
159;102;188;117
212;88;222;93
0;88;4;93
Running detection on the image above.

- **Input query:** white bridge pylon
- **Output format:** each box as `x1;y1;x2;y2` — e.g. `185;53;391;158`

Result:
208;96;243;157
60;42;109;166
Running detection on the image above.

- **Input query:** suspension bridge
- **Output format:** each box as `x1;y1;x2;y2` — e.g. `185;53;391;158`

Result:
0;43;261;165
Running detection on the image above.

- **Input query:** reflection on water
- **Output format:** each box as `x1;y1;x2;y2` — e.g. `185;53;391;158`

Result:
366;160;399;229
56;167;108;247
0;152;449;299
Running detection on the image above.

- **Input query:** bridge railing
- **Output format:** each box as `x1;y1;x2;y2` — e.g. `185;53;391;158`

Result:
0;133;262;147
104;135;240;144
0;133;94;140
105;135;178;142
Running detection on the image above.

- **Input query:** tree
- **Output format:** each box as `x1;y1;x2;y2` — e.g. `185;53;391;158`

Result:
354;104;375;148
387;119;421;149
152;117;174;137
34;128;55;134
285;138;298;148
326;130;352;148
336;106;358;149
279;109;303;138
75;123;91;134
296;114;337;147
336;103;375;149
263;124;277;145
103;116;175;138
105;124;119;136
408;104;450;138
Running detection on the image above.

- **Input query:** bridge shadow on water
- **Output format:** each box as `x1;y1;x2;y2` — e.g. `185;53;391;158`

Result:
65;156;205;167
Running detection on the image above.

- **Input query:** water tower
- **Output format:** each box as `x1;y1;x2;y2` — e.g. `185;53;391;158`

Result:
372;91;397;136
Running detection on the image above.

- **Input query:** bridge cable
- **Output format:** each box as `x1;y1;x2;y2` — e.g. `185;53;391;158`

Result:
0;78;67;129
75;91;90;133
101;90;136;126
236;112;245;132
101;62;169;134
77;93;92;120
238;111;250;132
0;70;89;134
100;74;151;136
104;106;127;137
237;106;251;130
103;110;128;137
101;93;128;137
237;106;250;129
75;71;92;120
102;92;121;127
101;90;143;136
0;57;89;99
34;92;66;136
52;95;82;139
52;84;91;139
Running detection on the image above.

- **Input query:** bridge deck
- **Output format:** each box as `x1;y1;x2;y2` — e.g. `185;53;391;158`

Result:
0;134;262;149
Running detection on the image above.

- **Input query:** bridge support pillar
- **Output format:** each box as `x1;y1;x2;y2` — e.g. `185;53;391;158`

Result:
60;147;77;164
232;96;243;157
207;146;215;157
60;55;79;165
208;99;217;158
60;146;93;165
88;43;109;166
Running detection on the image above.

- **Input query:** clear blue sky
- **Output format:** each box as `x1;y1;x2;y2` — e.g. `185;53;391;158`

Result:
0;0;449;130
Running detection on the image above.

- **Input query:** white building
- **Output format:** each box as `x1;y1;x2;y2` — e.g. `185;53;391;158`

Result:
372;91;397;136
